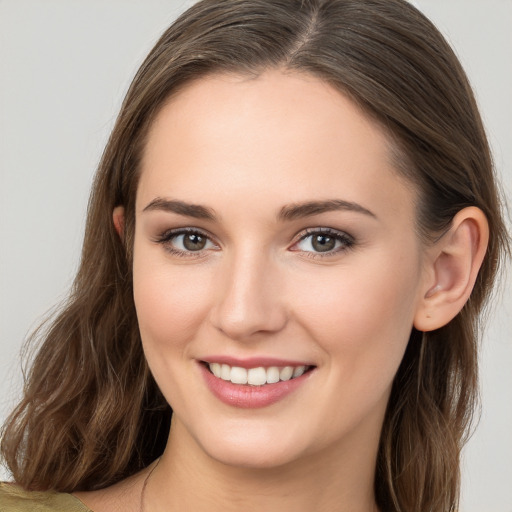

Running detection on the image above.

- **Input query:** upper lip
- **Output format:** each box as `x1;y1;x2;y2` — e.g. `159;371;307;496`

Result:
200;355;315;369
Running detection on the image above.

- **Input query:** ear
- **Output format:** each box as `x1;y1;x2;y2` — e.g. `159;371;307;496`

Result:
414;207;489;332
113;206;125;240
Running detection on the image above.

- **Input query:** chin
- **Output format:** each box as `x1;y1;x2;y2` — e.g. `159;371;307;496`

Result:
203;440;304;470
188;417;317;471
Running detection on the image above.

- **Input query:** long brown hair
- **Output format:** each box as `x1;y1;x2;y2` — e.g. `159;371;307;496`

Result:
2;1;509;510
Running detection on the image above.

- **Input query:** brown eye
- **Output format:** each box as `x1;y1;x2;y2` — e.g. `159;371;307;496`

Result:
311;234;336;252
294;228;354;257
156;228;218;257
183;233;207;251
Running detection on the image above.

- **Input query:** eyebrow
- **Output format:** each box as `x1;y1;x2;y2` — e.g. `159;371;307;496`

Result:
142;197;376;221
143;198;217;220
278;199;376;221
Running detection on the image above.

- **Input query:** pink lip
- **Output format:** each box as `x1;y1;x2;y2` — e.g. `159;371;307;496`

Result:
202;355;314;369
198;362;314;409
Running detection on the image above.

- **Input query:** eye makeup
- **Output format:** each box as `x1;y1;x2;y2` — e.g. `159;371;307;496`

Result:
291;227;355;260
153;227;220;259
153;226;355;260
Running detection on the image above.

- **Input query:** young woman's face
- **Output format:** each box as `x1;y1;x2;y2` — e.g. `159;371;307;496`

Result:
133;70;430;470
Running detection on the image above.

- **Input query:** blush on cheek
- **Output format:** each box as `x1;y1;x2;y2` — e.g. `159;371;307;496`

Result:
292;264;416;372
133;256;217;356
136;287;201;345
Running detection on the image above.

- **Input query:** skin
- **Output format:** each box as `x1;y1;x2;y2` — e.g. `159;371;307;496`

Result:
75;69;489;512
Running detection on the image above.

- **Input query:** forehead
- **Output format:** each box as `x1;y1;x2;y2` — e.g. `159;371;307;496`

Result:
137;70;416;224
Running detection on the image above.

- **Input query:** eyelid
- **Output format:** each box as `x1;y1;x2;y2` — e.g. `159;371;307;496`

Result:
155;226;218;243
290;227;355;258
154;227;220;258
154;226;355;259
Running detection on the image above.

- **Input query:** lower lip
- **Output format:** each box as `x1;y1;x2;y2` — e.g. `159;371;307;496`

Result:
199;363;314;409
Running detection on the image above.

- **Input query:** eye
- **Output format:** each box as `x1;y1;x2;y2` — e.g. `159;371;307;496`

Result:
292;228;354;257
155;228;219;258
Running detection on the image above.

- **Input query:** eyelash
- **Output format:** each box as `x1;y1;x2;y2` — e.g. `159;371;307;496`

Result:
295;228;355;259
153;228;216;260
154;227;355;260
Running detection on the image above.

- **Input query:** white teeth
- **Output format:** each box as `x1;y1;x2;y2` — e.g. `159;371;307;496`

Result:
220;364;231;380
208;363;310;385
266;366;280;384
247;367;267;386
279;366;294;381
210;362;221;378
292;365;306;378
230;366;248;384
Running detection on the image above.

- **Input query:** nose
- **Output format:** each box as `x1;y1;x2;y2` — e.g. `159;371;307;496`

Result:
209;250;288;341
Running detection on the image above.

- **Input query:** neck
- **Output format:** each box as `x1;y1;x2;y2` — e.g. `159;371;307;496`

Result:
145;418;380;512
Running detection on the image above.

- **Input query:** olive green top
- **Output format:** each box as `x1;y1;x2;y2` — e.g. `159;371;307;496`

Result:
0;483;92;511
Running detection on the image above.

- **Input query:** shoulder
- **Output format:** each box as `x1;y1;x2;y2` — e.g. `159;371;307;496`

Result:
0;482;92;512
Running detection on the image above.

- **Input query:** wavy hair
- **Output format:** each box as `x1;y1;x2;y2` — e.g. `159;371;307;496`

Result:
1;1;509;510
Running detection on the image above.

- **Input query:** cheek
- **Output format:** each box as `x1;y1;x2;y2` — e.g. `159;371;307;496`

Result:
133;248;214;355
289;250;421;379
132;248;218;411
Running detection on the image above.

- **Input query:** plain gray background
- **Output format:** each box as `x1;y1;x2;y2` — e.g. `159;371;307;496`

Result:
0;1;510;510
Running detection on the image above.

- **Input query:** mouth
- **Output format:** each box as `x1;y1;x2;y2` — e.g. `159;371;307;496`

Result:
202;361;315;386
198;357;317;408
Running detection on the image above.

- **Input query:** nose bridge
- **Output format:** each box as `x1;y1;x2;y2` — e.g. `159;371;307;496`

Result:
210;245;287;340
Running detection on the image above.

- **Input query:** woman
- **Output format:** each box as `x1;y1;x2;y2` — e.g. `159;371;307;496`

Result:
1;0;509;511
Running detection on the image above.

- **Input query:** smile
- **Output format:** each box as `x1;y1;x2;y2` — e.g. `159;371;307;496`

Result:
207;362;310;386
200;359;316;408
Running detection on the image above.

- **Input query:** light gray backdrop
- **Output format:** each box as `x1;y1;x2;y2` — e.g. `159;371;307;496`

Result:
0;1;510;510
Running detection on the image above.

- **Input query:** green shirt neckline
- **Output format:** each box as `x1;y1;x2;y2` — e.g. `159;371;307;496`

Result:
0;482;93;512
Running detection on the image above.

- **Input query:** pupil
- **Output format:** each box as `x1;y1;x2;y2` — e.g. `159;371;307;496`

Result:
312;234;335;252
183;234;206;251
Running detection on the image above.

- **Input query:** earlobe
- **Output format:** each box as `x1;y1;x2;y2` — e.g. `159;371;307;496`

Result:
113;206;125;240
414;207;489;332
